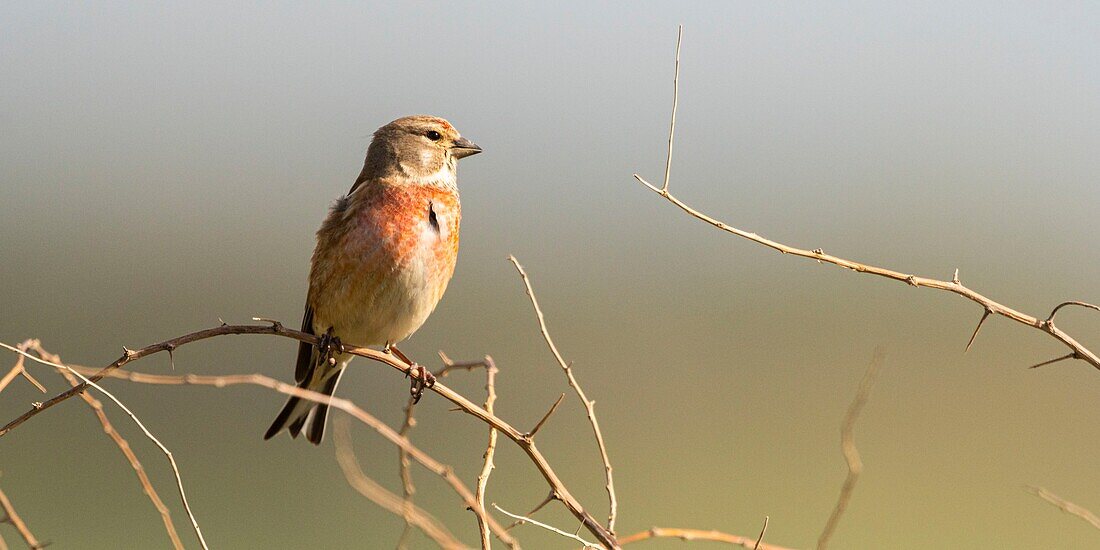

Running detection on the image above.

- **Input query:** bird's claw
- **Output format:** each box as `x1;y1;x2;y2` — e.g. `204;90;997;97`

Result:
318;329;343;366
407;364;436;404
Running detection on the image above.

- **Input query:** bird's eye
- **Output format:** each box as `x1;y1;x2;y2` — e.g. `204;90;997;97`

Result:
426;130;442;141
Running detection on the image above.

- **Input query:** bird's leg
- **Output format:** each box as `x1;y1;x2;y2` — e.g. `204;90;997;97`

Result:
318;327;344;367
386;343;435;404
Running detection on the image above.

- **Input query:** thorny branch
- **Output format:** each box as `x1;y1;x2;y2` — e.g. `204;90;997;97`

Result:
2;343;209;550
0;323;613;548
509;256;619;535
632;27;1100;372
395;353;496;549
27;340;186;550
817;350;884;550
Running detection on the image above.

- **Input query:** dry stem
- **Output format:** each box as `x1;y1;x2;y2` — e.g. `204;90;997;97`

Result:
1027;486;1100;531
476;360;500;549
492;503;597;549
817;350;884;549
508;256;619;534
2;343;208;550
619;527;795;550
0;485;41;549
332;416;466;549
32;341;185;550
633;28;1099;372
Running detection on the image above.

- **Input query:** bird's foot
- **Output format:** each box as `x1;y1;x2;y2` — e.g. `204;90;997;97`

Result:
406;364;436;404
318;328;344;367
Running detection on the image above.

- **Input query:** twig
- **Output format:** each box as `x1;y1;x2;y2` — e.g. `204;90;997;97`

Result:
527;393;566;439
476;359;500;549
332;416;466;550
1047;301;1100;323
396;395;419;550
508;256;619;534
1027;486;1100;531
660;24;682;194
817;350;884;550
632;28;1100;373
38;343;184;550
15;338;529;548
3;323;615;548
752;517;768;550
492;504;597;549
0;341;46;395
505;492;557;531
1;342;209;550
619;527;795;549
394;354;492;548
0;485;41;549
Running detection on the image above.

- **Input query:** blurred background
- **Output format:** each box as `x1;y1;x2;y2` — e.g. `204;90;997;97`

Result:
2;2;1099;548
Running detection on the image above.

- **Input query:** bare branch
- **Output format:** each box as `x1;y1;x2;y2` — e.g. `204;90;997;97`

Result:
12;336;561;548
619;527;796;549
476;360;501;549
1028;486;1100;531
37;342;184;550
2;342;209;550
0;485;42;549
817;350;884;550
508;256;619;534
1047;301;1100;323
492;504;597;549
332;416;465;550
632;28;1100;373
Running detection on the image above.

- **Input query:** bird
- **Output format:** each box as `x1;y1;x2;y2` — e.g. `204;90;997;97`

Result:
264;115;481;444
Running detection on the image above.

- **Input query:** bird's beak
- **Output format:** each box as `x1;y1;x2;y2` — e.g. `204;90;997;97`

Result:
451;137;482;159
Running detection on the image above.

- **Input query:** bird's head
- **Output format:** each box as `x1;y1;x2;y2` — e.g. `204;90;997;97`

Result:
356;115;481;191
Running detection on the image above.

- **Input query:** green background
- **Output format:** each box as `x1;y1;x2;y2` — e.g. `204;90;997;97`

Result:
2;2;1099;548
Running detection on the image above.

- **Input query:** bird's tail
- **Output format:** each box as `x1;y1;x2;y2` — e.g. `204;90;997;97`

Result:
264;351;346;445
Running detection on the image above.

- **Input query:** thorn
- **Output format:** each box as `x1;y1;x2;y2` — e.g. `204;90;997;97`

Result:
527;393;566;439
905;275;918;286
1028;352;1077;369
31;402;43;409
952;268;960;284
168;348;175;371
122;346;136;358
218;317;227;326
965;309;992;353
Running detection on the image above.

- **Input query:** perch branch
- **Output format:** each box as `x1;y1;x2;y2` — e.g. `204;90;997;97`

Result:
4;327;609;547
817;350;884;549
332;416;465;550
509;256;619;534
632;28;1099;372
